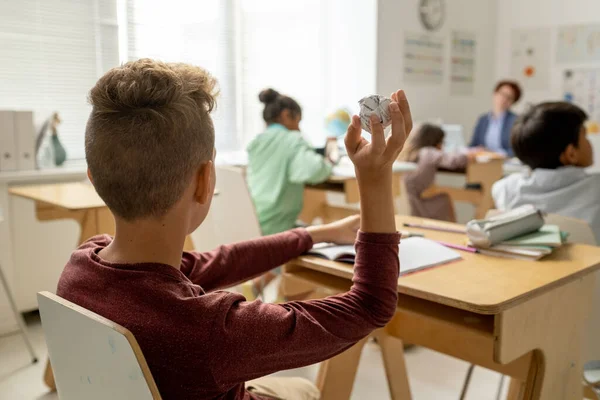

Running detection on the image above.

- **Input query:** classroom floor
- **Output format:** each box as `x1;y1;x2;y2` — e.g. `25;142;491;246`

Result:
0;313;510;400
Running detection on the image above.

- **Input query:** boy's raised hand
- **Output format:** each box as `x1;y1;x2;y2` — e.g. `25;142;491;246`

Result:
345;90;412;181
345;90;412;233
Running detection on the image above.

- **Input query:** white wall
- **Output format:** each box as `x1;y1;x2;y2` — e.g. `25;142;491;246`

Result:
496;0;600;109
376;0;499;140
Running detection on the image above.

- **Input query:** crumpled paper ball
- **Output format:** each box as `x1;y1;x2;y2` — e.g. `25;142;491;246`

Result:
358;95;392;133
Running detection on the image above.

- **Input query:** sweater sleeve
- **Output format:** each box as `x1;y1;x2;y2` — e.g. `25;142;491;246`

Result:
207;231;400;389
288;134;333;184
180;229;313;291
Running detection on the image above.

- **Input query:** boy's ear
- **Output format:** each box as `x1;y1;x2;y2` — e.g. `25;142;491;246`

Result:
195;161;213;205
559;143;578;166
87;168;94;184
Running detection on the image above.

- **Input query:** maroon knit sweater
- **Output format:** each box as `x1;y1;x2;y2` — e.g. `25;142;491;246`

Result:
57;229;400;400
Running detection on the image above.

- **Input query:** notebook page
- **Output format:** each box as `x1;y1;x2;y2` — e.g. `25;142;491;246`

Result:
400;237;462;275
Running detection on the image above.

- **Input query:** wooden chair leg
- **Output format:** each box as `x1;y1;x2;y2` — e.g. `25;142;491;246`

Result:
373;329;412;400
316;337;368;400
44;360;56;391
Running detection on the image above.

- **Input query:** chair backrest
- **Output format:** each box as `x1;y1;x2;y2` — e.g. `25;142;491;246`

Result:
37;291;161;400
544;214;597;246
191;166;261;251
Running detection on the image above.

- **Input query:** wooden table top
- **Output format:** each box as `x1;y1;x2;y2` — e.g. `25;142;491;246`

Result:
289;215;600;314
9;182;221;210
9;182;105;210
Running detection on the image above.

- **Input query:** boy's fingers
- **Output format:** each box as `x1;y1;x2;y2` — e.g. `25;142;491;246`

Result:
344;115;362;154
395;90;413;134
384;102;406;160
369;114;385;150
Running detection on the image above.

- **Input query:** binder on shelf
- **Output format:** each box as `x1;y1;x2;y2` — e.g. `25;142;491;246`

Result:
14;111;36;171
0;110;17;172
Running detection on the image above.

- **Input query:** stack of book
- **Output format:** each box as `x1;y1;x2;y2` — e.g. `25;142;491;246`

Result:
470;225;568;261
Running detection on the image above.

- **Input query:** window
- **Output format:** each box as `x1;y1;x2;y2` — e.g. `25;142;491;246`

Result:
0;0;119;160
1;0;376;160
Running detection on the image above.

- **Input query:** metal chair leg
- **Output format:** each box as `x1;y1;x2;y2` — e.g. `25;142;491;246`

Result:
459;364;475;400
0;263;38;363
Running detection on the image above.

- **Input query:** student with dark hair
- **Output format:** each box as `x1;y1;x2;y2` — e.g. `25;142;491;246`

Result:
470;80;523;156
493;102;600;241
399;123;475;221
246;89;334;294
247;88;332;236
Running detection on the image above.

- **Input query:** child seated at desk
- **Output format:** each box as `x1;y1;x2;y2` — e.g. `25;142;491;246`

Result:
247;88;334;293
57;59;412;400
247;88;334;236
492;102;600;243
399;123;474;222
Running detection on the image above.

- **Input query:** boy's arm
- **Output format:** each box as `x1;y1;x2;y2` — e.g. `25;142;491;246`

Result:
181;217;360;291
207;90;412;388
207;231;400;388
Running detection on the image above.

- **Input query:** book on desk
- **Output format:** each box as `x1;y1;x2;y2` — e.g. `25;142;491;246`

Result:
308;237;462;275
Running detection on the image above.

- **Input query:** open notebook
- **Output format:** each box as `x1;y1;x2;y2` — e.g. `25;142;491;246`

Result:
308;237;462;276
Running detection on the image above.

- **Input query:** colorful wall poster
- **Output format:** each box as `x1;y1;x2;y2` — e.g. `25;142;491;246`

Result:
510;28;551;90
450;31;476;95
557;24;600;64
563;68;600;134
404;32;444;85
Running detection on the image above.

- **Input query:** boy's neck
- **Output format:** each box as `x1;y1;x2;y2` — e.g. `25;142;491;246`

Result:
99;216;188;269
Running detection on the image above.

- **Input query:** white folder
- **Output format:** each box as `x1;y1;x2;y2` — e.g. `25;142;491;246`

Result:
0;110;17;171
14;111;36;171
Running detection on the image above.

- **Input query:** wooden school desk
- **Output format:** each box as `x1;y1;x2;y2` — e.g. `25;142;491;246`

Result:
9;181;197;391
424;153;505;219
300;161;417;224
283;216;600;400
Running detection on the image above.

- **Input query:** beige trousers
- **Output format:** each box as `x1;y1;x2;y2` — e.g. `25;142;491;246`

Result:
246;376;320;400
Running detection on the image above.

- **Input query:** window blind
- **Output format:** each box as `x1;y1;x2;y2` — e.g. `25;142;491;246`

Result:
0;0;119;160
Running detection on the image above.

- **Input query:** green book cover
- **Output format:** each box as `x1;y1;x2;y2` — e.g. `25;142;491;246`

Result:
501;225;563;247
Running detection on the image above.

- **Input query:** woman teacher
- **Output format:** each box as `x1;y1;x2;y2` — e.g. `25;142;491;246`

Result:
470;80;522;156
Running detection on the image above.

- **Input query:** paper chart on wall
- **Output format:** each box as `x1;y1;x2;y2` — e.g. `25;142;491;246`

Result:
450;31;476;95
563;68;600;134
510;28;551;90
404;32;444;84
557;24;600;64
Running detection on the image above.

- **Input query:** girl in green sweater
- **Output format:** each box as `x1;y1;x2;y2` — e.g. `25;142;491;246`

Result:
247;89;333;294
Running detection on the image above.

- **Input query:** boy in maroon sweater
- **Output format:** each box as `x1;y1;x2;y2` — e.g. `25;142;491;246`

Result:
57;59;412;399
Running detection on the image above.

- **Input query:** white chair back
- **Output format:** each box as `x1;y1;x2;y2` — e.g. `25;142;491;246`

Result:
190;166;261;251
544;214;597;246
37;291;161;400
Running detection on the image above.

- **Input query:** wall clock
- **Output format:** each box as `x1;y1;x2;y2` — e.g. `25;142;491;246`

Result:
419;0;445;31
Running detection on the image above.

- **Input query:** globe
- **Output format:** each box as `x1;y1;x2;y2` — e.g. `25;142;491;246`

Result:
325;108;351;137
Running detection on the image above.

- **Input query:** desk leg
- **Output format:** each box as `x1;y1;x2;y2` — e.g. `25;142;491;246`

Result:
495;275;594;399
300;188;328;225
316;337;368;400
373;329;412;400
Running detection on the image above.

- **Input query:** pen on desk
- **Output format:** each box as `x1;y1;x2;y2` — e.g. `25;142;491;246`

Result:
400;231;425;239
402;222;466;234
434;240;479;254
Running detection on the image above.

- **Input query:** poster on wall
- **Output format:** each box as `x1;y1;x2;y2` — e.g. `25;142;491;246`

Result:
510;28;551;90
450;31;476;96
563;68;600;134
404;32;444;84
557;24;600;64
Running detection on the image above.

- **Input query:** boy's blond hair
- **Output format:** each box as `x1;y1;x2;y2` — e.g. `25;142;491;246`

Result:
85;59;218;220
